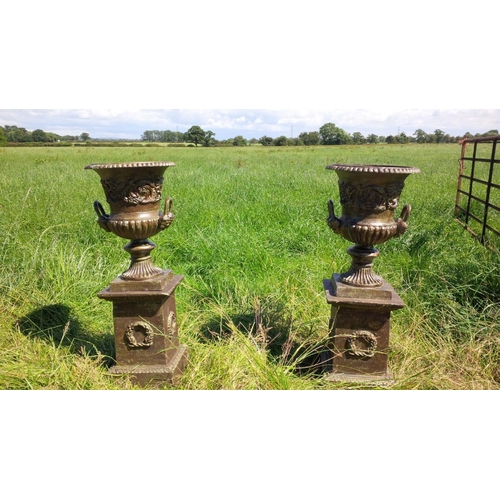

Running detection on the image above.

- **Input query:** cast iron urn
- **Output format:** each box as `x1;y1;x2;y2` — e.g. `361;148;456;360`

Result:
327;164;420;287
87;161;177;280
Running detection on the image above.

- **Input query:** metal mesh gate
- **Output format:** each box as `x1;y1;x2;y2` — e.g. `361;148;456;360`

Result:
455;135;500;251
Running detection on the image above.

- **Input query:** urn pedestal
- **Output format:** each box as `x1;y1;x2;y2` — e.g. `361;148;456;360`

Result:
85;162;188;387
323;276;404;384
98;271;187;386
324;164;420;384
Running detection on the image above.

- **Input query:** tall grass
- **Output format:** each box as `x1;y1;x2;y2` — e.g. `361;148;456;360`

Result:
1;144;499;389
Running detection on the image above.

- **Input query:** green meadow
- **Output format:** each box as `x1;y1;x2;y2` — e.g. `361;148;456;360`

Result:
1;144;499;389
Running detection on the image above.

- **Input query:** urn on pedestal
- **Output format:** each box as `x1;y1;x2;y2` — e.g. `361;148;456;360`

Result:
323;164;420;383
86;161;188;386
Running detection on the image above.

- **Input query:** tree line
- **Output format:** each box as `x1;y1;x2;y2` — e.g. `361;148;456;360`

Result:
2;122;498;147
0;125;90;144
143;124;500;147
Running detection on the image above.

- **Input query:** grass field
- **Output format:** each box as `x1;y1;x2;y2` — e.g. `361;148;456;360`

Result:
1;144;499;389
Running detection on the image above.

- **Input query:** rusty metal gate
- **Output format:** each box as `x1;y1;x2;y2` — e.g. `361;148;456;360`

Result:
455;135;500;251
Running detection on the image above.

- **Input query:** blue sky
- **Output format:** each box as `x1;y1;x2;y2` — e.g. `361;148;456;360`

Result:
1;109;499;140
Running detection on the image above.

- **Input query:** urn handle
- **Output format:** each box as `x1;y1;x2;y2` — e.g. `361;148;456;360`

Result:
94;200;108;218
93;201;111;232
395;204;412;237
159;197;175;230
164;197;173;214
327;199;341;233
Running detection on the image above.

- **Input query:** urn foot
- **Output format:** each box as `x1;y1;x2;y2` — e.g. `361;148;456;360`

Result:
122;239;163;281
340;245;383;287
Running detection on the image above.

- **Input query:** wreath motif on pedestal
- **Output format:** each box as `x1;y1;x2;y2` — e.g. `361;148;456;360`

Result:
124;321;155;348
345;330;377;358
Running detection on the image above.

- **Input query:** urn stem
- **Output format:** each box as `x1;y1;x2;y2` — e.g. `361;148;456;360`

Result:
340;245;383;287
122;239;164;280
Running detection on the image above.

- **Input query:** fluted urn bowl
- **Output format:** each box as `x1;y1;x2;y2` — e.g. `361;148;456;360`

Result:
85;161;176;281
327;164;420;287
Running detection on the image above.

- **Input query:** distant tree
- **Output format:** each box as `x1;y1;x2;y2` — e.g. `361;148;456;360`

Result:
80;132;90;141
319;122;351;145
177;132;187;142
232;135;247;147
378;136;386;143
0;127;6;144
434;129;445;143
367;134;379;144
249;138;259;145
61;134;79;141
386;135;396;144
5;126;31;142
413;129;427;144
162;130;178;142
186;126;205;146
202;130;216;147
298;131;320;145
351;132;366;144
19;128;32;142
273;135;289;146
395;132;410;144
259;135;273;146
45;132;59;142
142;130;154;141
154;130;164;141
482;129;499;137
32;129;47;142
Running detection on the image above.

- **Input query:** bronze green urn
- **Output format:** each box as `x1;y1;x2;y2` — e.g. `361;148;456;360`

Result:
86;161;176;280
327;164;420;287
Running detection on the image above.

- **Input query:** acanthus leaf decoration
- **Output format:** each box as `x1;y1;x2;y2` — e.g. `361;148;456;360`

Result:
338;181;404;213
101;176;164;205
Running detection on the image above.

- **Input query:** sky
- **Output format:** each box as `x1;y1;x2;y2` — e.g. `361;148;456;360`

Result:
3;3;499;142
1;109;499;141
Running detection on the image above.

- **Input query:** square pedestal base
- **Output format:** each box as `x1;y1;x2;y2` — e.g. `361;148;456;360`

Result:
98;270;188;387
324;371;394;387
323;274;405;384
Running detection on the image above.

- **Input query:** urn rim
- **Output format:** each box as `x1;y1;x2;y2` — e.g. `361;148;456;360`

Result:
85;161;176;170
326;163;420;175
